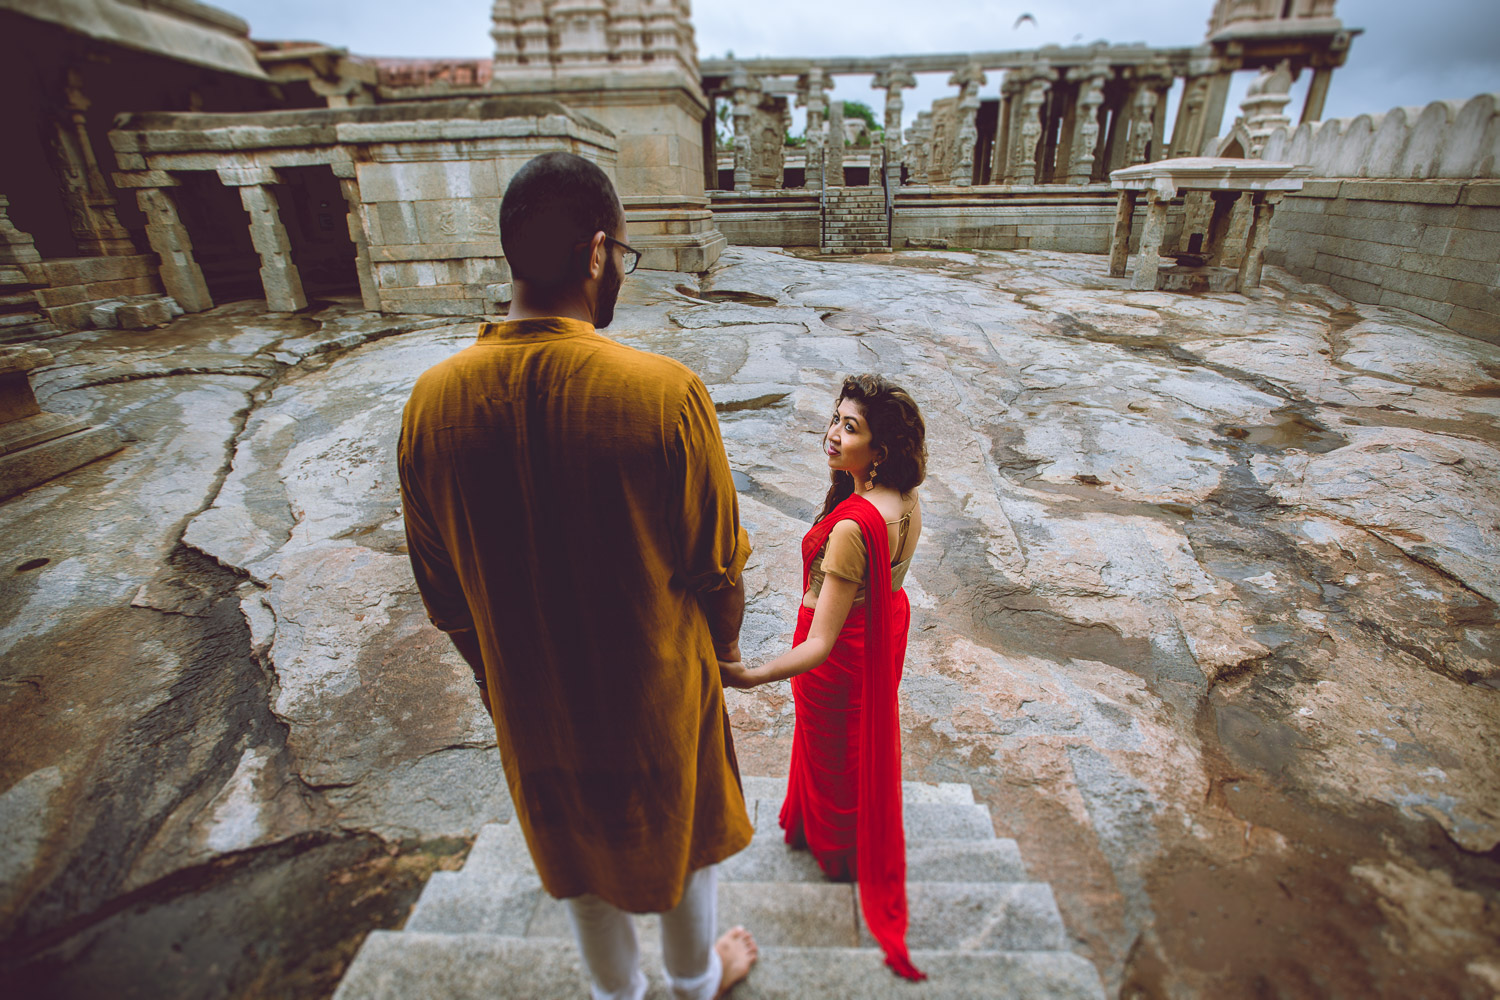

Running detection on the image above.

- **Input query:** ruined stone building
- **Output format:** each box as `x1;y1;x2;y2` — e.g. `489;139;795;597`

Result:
1;0;1496;344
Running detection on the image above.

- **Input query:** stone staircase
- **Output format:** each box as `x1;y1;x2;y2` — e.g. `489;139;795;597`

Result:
821;186;891;255
333;776;1104;1000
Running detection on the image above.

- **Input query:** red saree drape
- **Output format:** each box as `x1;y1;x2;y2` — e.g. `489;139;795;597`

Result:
778;493;925;981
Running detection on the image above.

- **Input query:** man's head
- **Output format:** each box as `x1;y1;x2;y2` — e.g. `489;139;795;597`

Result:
500;152;628;327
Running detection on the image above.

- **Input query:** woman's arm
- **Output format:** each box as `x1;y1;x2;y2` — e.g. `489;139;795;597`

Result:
721;572;859;688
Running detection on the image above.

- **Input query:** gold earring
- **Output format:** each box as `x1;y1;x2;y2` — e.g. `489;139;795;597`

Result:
866;463;879;491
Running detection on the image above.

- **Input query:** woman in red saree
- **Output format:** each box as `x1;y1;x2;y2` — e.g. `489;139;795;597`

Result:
721;374;927;980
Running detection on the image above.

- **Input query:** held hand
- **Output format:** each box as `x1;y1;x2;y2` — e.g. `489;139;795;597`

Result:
718;659;758;690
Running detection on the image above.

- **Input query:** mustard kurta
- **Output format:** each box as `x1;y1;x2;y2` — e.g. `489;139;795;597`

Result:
398;317;754;912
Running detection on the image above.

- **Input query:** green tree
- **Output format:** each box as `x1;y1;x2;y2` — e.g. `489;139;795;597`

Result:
841;100;882;147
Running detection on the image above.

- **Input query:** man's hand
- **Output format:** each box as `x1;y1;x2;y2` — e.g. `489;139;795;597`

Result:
719;659;758;690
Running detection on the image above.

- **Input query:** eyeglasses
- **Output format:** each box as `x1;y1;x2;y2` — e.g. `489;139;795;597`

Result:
604;235;641;275
576;234;641;275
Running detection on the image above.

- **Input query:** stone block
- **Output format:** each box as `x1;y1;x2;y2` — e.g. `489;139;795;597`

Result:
1378;290;1454;326
1455;209;1500;233
111;170;177;189
42;255;156;286
0;424;124;501
1342;180;1463;205
414;199;503;246
1334;216;1425;247
116;298;176;330
1449;305;1500;344
89;300;125;328
0;411;87;455
1297;180;1343;199
1399;252;1499;284
1444;228;1500;263
355;160;502;204
1460;182;1500;207
1327;273;1381;303
1382;267;1453;301
1447;278;1500;313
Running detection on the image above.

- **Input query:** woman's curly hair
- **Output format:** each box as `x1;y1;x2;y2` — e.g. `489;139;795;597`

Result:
816;373;927;523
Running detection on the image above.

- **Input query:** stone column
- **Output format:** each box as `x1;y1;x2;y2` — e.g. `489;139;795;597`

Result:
1301;67;1332;125
992;74;1018;185
1109;190;1137;278
948;63;987;187
1169;63;1215;158
797;69;833;191
1237;193;1283;290
729;68;758;193
334;166;381;312
1131;182;1173;291
1066;62;1109;184
133;184;212;313
907;111;933;185
221;169;307;313
49;70;136;257
827;99;847;188
1217;192;1256;269
1014;66;1053;185
749;95;788;191
873;63;917;191
1200;71;1234;150
1126;85;1158;166
0;195;43;269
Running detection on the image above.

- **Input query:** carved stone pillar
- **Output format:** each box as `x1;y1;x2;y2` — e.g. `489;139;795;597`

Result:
1132;186;1171;291
1126;85;1158;166
1301;67;1332;124
134;184;212;313
948;63;987;187
221;170;307;313
749;95;788;191
874;63;917;191
1066;62;1109;184
1238;192;1283;290
1014;66;1055;185
827;99;847;187
993;73;1019;185
729;68;758;193
1170;64;1215;158
334;170;381;312
1109;190;1138;278
49;70;135;257
797;69;833;191
906;111;933;185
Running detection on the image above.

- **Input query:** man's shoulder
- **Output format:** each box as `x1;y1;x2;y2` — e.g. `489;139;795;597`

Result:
594;337;702;391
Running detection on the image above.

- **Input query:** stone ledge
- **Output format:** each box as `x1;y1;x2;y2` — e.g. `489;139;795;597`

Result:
1341;180;1465;205
0;425;124;502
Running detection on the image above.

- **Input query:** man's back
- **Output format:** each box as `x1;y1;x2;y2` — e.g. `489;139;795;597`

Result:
399;316;752;913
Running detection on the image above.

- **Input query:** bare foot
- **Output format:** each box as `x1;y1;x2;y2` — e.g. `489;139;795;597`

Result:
713;925;758;998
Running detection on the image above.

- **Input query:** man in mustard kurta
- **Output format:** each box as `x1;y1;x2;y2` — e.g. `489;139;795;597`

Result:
398;152;757;999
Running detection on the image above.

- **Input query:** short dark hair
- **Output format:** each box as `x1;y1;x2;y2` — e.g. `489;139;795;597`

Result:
500;152;624;290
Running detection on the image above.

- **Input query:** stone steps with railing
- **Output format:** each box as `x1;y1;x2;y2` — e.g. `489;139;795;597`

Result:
822;186;892;255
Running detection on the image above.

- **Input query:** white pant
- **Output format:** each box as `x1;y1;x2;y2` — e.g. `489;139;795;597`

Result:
564;865;721;1000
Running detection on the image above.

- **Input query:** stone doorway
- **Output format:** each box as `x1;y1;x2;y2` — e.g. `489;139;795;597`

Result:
173;172;262;304
273;166;359;301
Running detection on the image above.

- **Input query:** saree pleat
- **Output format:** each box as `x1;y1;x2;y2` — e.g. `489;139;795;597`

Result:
778;494;925;981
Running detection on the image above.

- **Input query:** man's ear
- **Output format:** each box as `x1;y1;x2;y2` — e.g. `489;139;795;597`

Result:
587;230;607;281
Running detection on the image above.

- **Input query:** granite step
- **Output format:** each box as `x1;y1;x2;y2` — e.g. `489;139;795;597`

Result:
751;799;994;841
407;876;1066;952
334;934;1107;1000
459;820;1025;885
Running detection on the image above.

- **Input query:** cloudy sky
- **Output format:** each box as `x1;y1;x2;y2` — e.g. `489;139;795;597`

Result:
217;0;1499;134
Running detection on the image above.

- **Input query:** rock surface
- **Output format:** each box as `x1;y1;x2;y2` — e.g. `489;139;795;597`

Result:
3;251;1498;998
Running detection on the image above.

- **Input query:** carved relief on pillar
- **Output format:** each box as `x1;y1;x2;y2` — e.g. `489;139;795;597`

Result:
1014;64;1056;185
1170;66;1214;159
48;70;136;257
729;66;759;193
827;98;847;187
904;111;933;185
797;68;834;190
1065;61;1110;185
749;95;788;190
873;63;917;188
1120;64;1172;167
947;63;987;187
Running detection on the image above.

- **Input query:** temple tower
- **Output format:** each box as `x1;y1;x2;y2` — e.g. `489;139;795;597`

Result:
488;1;722;271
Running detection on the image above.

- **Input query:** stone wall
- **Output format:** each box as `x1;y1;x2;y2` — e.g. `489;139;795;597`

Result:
110;99;617;317
31;256;163;329
1256;94;1500;343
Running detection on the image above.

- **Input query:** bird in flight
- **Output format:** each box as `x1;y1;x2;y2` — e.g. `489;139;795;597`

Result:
1014;13;1037;29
